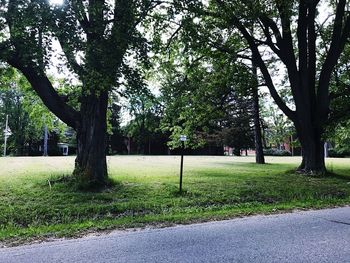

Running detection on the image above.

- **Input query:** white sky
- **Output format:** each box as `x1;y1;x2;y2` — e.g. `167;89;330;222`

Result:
49;0;63;5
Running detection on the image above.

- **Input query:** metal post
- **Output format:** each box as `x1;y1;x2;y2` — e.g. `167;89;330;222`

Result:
179;141;184;193
3;115;8;157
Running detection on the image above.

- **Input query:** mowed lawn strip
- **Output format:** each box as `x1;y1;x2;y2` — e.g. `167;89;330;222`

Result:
0;156;350;245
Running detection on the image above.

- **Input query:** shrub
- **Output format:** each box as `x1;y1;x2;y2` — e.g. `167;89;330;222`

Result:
328;149;350;158
263;148;291;156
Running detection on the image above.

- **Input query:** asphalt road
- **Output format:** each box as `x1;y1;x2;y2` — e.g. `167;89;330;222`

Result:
1;207;349;263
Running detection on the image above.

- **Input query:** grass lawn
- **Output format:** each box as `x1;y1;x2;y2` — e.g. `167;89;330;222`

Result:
0;155;350;245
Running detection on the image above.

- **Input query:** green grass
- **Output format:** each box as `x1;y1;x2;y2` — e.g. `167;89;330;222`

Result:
0;156;350;245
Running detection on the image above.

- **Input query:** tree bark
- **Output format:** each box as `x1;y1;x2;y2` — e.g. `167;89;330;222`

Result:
74;91;109;186
252;58;265;164
298;140;325;174
295;117;326;174
252;87;265;164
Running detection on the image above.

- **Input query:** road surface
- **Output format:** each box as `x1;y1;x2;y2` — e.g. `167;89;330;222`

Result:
1;207;349;263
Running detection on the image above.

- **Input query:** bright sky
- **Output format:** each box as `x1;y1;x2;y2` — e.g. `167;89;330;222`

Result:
49;0;64;5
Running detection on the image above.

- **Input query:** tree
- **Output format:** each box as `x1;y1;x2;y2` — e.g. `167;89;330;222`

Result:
251;58;265;163
152;6;266;162
107;96;126;155
219;100;255;156
158;48;255;153
327;36;350;126
125;87;164;154
262;104;295;149
187;0;350;173
0;65;62;155
0;0;159;186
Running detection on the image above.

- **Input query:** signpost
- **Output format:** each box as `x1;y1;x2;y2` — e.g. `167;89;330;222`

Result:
3;115;11;157
179;135;187;193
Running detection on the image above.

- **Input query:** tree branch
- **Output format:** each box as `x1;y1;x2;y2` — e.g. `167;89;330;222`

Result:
275;1;299;85
230;16;296;121
257;19;282;58
307;2;318;103
297;0;308;82
0;41;13;60
71;0;90;33
7;55;80;129
54;28;85;76
165;23;184;50
318;0;350;119
211;0;296;120
133;0;168;28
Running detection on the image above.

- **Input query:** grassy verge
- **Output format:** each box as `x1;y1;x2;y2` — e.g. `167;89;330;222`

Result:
0;156;350;246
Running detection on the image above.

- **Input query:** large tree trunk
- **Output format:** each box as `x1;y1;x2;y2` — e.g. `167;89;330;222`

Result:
295;119;326;174
74;91;109;186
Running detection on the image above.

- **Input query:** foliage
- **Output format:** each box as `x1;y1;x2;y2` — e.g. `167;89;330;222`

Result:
327;42;350;132
107;95;125;154
326;120;350;157
124;86;168;154
0;66;64;155
157;46;256;151
164;0;350;172
328;149;350;158
0;0;158;103
261;104;295;148
263;148;291;157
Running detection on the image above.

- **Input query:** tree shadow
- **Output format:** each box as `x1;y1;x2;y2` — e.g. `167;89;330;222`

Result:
48;174;124;193
284;168;350;182
324;171;350;181
217;161;274;166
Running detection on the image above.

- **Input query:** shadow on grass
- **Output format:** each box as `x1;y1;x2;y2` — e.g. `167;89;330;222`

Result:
324;171;350;181
217;161;271;166
193;164;292;179
217;161;293;170
288;168;350;182
48;174;124;193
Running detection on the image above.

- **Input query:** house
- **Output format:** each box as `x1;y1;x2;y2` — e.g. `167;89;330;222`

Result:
57;143;69;156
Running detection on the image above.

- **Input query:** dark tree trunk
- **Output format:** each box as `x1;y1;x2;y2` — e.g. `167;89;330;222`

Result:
74;91;109;186
252;59;265;164
233;148;241;156
295;119;326;174
260;119;267;148
148;139;151;155
252;86;265;164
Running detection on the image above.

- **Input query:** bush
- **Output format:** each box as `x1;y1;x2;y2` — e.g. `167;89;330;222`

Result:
328;149;350;158
263;148;291;156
